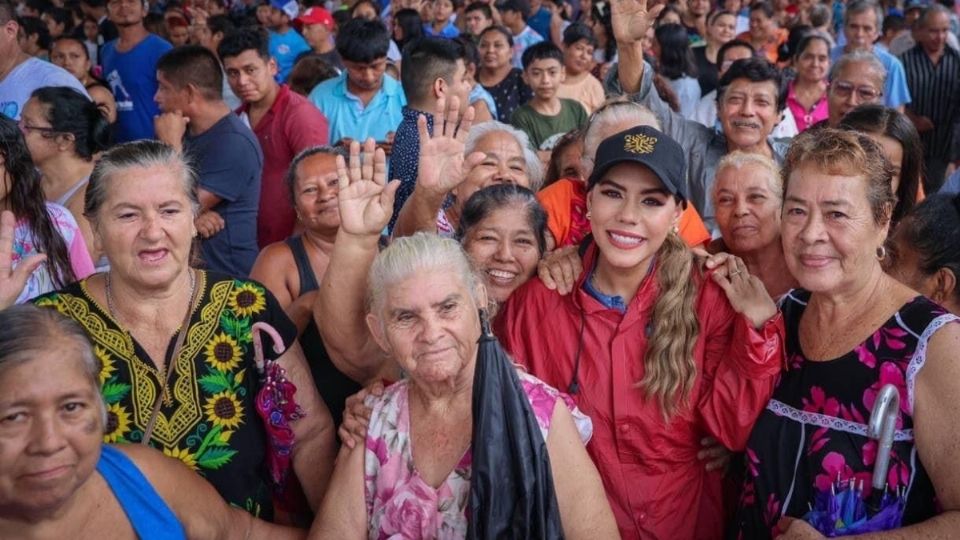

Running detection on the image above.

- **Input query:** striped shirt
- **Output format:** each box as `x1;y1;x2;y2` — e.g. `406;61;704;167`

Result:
900;44;960;160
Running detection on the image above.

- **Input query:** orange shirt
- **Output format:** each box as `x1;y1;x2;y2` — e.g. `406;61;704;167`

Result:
537;178;712;249
735;28;788;64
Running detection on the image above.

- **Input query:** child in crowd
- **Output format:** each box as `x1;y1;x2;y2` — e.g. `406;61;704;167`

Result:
425;0;461;37
557;22;605;114
511;41;588;151
267;0;312;83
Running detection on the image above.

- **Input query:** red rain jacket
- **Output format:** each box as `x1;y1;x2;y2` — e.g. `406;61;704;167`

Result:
495;244;785;540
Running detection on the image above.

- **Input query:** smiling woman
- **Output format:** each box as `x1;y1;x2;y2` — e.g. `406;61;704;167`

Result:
457;183;548;306
710;151;797;298
735;127;960;539
32;140;337;521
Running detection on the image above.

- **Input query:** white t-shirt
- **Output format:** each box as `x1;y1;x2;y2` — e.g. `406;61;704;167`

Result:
0;58;90;119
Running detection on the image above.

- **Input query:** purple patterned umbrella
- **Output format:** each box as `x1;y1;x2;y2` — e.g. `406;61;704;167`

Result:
802;384;905;536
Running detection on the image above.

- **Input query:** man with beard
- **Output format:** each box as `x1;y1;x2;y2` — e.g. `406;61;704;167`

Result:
219;28;329;248
100;0;171;142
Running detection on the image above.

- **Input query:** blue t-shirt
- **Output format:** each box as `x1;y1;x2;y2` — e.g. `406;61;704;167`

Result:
269;28;312;83
422;21;460;38
185;113;263;277
308;72;406;145
0;58;89;120
101;34;172;143
526;7;552;44
829;44;911;109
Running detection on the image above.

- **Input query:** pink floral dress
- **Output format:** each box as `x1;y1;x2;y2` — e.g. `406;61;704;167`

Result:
363;371;591;540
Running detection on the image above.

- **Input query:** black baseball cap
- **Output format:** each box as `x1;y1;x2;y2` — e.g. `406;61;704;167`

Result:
586;125;687;201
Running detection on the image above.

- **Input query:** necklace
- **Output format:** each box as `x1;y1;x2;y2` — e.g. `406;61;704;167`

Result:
105;268;196;330
105;269;196;408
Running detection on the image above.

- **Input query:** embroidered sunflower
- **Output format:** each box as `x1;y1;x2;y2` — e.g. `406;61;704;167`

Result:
204;391;245;429
96;346;116;385
228;283;266;317
103;402;131;443
163;446;199;471
204;333;242;372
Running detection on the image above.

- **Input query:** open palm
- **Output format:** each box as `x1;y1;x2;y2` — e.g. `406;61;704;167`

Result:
416;96;481;198
336;139;399;237
611;0;664;45
0;211;43;308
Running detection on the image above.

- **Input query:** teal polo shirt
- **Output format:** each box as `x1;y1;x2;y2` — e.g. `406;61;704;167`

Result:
308;72;407;145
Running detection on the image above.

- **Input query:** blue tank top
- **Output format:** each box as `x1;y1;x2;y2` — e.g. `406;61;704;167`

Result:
96;445;187;539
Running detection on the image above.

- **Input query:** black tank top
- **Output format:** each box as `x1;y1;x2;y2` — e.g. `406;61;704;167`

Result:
285;236;362;428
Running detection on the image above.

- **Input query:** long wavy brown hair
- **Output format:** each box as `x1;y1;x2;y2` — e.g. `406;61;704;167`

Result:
639;230;701;419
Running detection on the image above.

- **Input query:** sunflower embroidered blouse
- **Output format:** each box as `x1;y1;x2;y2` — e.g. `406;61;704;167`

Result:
33;271;297;520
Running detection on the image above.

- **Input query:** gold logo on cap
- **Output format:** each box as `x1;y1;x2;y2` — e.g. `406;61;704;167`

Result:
624;133;657;154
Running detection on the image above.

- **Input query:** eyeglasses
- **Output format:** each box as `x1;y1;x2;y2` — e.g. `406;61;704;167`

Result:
830;81;882;101
17;119;58;136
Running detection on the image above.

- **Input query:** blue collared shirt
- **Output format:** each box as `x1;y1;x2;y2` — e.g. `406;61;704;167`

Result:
829;44;912;109
582;270;628;313
307;72;407;145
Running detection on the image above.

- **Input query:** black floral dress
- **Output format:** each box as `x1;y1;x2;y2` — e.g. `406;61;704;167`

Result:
482;68;533;123
735;289;959;538
34;271;296;520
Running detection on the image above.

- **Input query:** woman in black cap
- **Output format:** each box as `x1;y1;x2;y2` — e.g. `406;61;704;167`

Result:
495;125;786;539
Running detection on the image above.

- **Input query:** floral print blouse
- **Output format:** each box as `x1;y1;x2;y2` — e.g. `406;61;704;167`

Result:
34;272;296;519
363;371;591;539
735;290;960;538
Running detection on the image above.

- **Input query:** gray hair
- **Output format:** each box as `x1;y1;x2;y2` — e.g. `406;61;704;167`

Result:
84;140;200;221
583;100;661;168
829;50;887;87
918;4;952;29
844;0;883;31
367;232;482;316
285;145;346;205
464;121;544;191
713;151;783;202
0;305;106;422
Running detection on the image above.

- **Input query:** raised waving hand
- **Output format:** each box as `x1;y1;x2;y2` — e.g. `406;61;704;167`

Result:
415;96;485;198
336;138;400;238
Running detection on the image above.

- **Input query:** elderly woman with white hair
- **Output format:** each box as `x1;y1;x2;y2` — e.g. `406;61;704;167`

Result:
392;99;543;238
308;143;617;538
709;151;797;298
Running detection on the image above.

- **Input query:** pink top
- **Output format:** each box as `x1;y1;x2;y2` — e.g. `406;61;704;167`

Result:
786;81;829;132
363;371;591;540
13;203;94;303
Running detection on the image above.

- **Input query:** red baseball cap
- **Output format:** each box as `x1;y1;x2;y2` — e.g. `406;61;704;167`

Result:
295;7;335;30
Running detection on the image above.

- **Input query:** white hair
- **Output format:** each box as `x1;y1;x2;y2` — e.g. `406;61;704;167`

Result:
367;233;482;316
712;151;783;201
583;100;661;168
465;121;544;190
829;50;887;87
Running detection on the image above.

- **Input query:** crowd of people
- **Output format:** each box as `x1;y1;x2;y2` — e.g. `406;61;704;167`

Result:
0;0;959;537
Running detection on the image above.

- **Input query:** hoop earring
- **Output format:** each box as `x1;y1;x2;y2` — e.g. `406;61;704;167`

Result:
876;245;887;260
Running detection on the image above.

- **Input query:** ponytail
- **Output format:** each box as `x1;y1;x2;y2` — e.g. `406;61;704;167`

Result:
640;230;700;419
